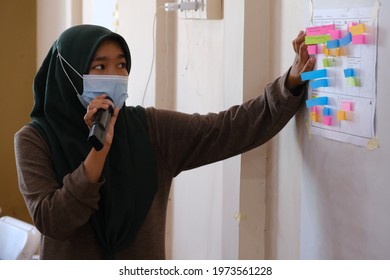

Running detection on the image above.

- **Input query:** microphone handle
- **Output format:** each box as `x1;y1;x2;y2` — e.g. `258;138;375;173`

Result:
88;103;114;151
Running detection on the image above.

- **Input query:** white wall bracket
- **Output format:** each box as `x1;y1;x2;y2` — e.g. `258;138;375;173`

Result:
165;0;223;20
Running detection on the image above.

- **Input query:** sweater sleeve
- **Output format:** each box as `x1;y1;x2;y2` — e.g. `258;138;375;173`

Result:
146;70;307;177
14;126;103;240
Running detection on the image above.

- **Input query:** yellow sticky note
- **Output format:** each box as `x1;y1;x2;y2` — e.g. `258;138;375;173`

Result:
350;23;365;36
337;110;346;121
310;111;317;122
347;77;356;86
334;48;340;57
322;45;329;56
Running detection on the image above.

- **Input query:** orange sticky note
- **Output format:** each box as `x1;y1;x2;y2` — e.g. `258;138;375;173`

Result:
349;23;365;36
323;45;329;56
348;22;357;32
333;48;340;57
337;110;346;121
310;106;319;122
310;112;317;122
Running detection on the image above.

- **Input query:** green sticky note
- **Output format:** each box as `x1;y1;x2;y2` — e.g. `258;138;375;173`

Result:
305;35;331;45
323;59;329;68
347;77;360;87
323;58;336;68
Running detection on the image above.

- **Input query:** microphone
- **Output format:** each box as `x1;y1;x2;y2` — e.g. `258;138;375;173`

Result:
88;96;114;151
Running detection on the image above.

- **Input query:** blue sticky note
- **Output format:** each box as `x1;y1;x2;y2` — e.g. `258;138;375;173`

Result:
326;39;340;49
309;79;329;89
305;96;329;108
323;107;332;116
339;32;352;47
301;69;327;81
344;68;355;77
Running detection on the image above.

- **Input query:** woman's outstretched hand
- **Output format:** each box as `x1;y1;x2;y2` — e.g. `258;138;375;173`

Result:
286;31;316;91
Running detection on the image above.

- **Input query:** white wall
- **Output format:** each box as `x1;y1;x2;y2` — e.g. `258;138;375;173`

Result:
171;15;227;259
116;0;159;107
267;0;390;260
37;0;82;68
265;0;307;260
300;0;390;259
171;0;273;259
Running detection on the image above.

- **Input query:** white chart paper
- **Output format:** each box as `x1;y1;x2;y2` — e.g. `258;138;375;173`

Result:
305;7;378;146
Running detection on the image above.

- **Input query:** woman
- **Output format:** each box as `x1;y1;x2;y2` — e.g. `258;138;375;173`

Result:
14;25;314;259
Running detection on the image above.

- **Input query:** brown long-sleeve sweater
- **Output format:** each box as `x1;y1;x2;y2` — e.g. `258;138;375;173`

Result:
14;72;306;259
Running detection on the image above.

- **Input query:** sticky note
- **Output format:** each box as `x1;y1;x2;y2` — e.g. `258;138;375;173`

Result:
347;77;359;86
308;45;318;55
301;69;327;81
323;45;329;56
341;101;353;111
310;112;317;122
344;68;355;77
305;35;331;45
348;22;357;31
332;48;341;57
329;29;341;40
323;59;329;68
310;79;329;89
349;23;365;36
310;106;319;121
306;24;335;36
336;47;347;56
326;39;340;49
337;110;346;121
352;34;365;44
323;116;332;126
305;96;329;108
323;107;331;116
323;58;335;68
339;32;353;47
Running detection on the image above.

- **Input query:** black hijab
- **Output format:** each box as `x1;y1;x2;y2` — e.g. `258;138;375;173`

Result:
30;24;157;259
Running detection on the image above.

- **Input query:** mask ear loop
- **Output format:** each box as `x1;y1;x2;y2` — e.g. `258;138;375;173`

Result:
57;52;83;96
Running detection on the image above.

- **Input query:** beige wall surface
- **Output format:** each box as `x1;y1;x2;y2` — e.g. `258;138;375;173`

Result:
0;1;36;222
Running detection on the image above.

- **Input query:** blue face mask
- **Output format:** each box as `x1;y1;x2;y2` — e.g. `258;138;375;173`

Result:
58;53;129;109
80;74;128;109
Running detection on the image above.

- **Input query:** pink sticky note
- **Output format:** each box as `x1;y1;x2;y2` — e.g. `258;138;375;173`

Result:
311;106;319;113
352;34;365;44
341;101;353;111
306;24;335;36
323;116;332;126
329;30;341;40
308;45;317;55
